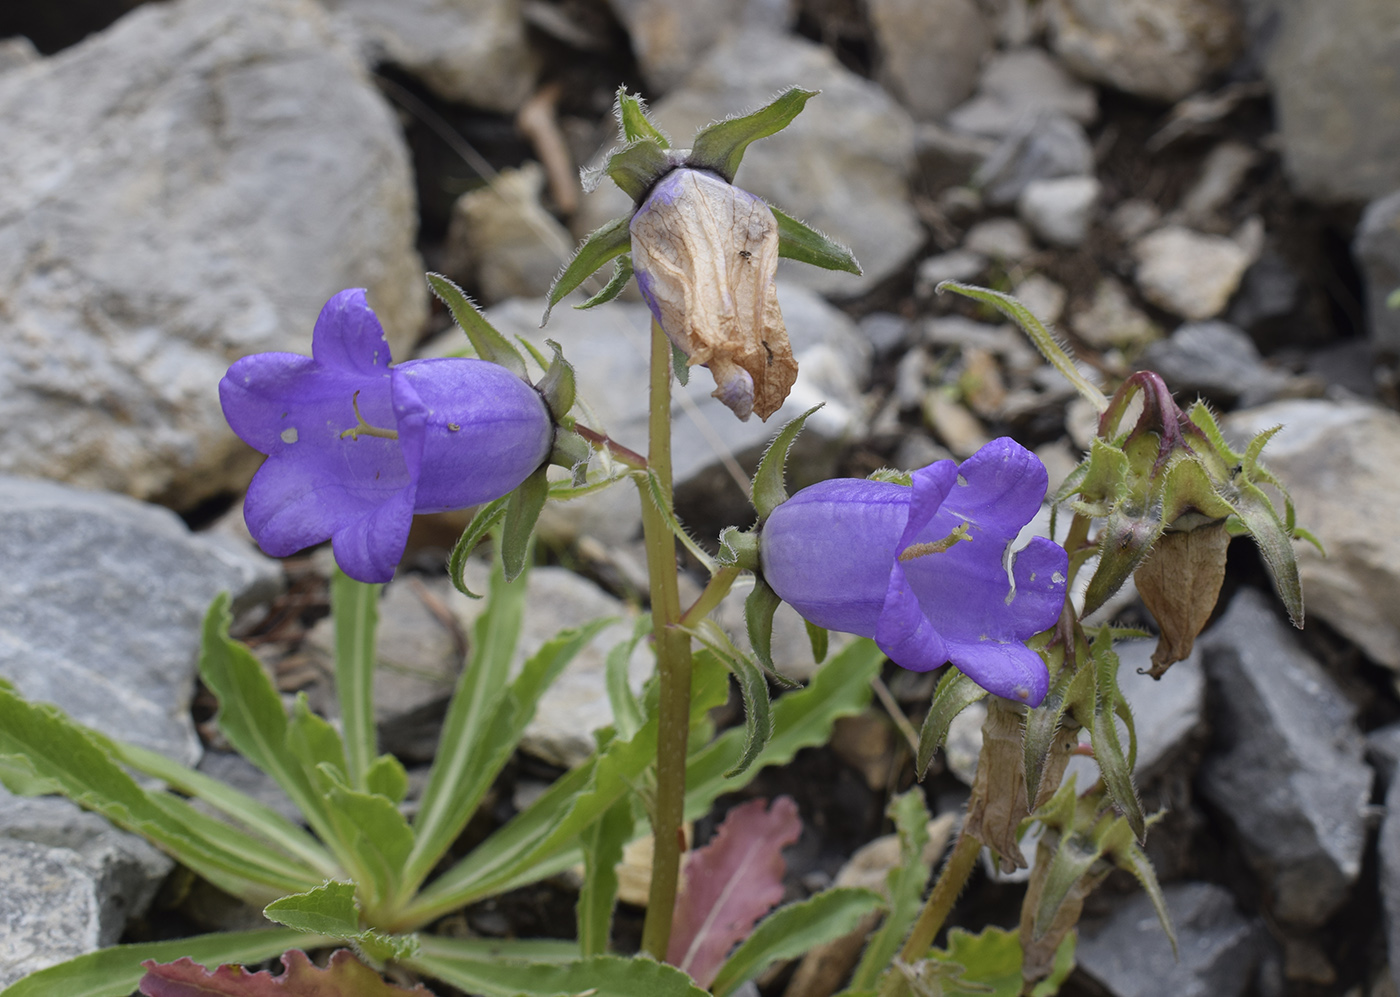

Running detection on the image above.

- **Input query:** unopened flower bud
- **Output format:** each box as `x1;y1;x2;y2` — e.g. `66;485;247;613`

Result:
630;168;797;421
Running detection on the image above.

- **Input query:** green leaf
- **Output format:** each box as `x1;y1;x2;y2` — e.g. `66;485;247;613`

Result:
407;946;709;997
686;638;882;817
771;205;862;275
751;404;824;523
502;466;549;581
264;881;361;938
577;255;634;310
917;667;988;778
365;753;409;805
426;272;529;380
850;790;933;991
1022;659;1076;808
690;621;773;779
448;497;510;598
605;617;651;741
0;683;318;902
286;694;348;788
604;138;673;201
544;216;632;323
577;797;635;957
1089;634;1144;842
320;773;416;912
710;887;883;997
688;87;818;183
0;929;322;997
331;572;381;791
1030;932;1077;997
616;88;670;147
937;281;1107;413
744;576;783;674
137;948;423;997
933;925;1028;997
1232;479;1305;627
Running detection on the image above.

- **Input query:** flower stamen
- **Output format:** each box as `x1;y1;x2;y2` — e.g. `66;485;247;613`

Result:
340;390;399;440
898;522;972;562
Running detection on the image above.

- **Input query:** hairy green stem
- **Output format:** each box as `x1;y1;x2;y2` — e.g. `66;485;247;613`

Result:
679;565;742;628
639;318;694;958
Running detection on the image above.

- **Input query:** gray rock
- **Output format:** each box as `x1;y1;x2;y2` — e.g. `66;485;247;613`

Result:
0;839;116;986
964;218;1035;262
947;47;1097;138
1228;246;1304;340
1224;399;1400;671
1133;224;1258;321
1246;0;1400;202
1017;175;1100;247
452;564;650;769
574;30;920;297
0;476;281;766
866;0;993;121
195;752;303;826
1178;141;1259;228
1046;0;1243;103
444;164;575;305
604;0;793;94
914;122;997;194
1071;276;1161;349
859;312;912;357
974;113;1094;208
1356;190;1400;354
916;249;988;294
1141;320;1290;407
491;281;870;507
322;0;538;112
0;36;38;73
1076;882;1262;997
1372;722;1400;989
0;0;426;507
1199;588;1372;926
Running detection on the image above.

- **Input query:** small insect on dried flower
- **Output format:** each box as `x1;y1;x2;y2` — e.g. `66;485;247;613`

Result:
631;168;797;421
759;438;1067;704
219;289;553;583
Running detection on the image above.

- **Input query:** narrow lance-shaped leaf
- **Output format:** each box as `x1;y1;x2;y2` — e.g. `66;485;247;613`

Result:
544;216;631;323
501;466;549;581
139;949;430;997
448;497;509;598
616;88;670;147
917;666;987;777
605;617;650;741
426;273;528;380
744;576;783;675
751;404;823;522
848;789;932;990
771;205;862;275
667;797;803;988
331;572;380;791
404;949;710;997
1088;633;1144;842
709;887;883;997
688;87;819;183
577;797;635;958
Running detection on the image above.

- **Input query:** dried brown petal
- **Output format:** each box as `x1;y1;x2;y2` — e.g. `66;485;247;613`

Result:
1134;522;1229;677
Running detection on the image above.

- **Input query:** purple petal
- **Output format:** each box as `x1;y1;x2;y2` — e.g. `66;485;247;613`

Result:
895;460;958;552
330;485;415;584
938;437;1049;542
875;562;949;671
946;639;1050;706
311;288;394;375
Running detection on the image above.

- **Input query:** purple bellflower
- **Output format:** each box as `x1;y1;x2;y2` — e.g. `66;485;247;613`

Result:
759;438;1067;705
220;289;553;584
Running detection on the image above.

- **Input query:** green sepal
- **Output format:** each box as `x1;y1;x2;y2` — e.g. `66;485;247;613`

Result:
447;496;510;598
1022;650;1078;806
745;575;783;674
1097;812;1176;956
691;620;774;779
751;404;824;523
688;87;819;184
717;526;760;570
501;466;549;581
543;216;631;324
771;204;862;275
603;137;672;201
917;666;988;778
535;339;577;421
616;88;670;147
805;621;829;664
549;428;593;485
671;340;691;386
867;467;913;485
1088;632;1144;842
577;254;634;310
426;272;529;380
1081;509;1162;619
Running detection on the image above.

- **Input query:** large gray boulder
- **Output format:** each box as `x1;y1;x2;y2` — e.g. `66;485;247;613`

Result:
865;0;994;122
1355;190;1400;354
1198;589;1372;927
1244;0;1400;202
1225;399;1400;672
0;0;426;508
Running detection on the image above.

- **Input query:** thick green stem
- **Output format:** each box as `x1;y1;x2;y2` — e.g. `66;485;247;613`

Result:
878;828;983;997
639;319;694;959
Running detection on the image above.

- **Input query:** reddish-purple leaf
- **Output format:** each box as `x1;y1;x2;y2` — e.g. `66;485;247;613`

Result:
666;796;803;987
139;949;434;997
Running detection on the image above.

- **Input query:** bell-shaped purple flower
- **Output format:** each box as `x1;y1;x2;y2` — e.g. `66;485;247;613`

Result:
759;438;1067;705
220;289;553;583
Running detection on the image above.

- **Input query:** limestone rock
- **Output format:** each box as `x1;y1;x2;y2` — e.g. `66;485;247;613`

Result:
605;0;794;95
0;0;426;506
1355;189;1400;354
575;30;920;297
947;46;1097;138
1199;589;1372;927
1224;399;1400;672
1246;0;1400;202
1141;320;1290;408
322;0;538;112
1018;175;1100;247
1046;0;1242;103
866;0;993;121
0;476;280;766
1133;224;1257;320
1071;276;1160;348
974;113;1094;208
0;840;112;986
